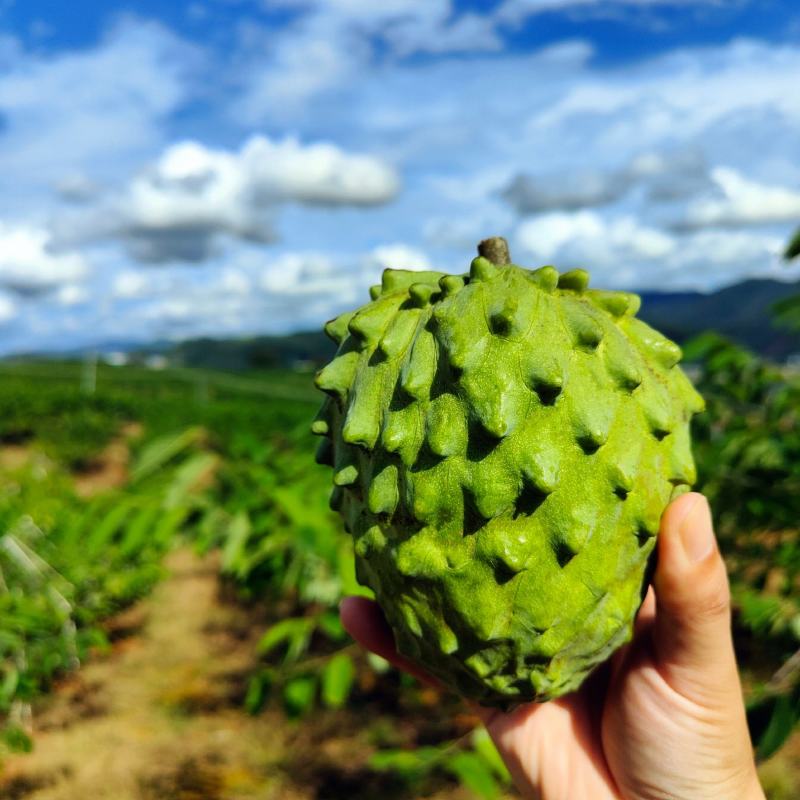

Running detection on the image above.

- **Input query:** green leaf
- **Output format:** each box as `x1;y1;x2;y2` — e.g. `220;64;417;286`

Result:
369;746;442;780
748;689;800;761
118;503;162;559
321;652;355;709
0;668;19;704
773;294;800;332
283;675;317;717
366;652;391;674
317;610;346;641
785;227;800;260
244;668;274;715
164;452;218;508
471;727;511;783
86;499;138;554
3;724;33;753
220;511;252;575
130;427;204;483
443;751;500;799
257;617;315;663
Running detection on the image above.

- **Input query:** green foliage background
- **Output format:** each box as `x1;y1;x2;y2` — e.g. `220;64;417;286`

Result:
0;319;798;797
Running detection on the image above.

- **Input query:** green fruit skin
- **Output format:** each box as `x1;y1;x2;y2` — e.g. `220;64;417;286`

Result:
313;258;704;709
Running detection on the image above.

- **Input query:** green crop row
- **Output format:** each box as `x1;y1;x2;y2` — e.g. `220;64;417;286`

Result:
0;451;211;754
0;338;798;796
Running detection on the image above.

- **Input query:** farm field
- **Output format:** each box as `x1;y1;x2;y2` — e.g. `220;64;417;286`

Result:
0;345;797;799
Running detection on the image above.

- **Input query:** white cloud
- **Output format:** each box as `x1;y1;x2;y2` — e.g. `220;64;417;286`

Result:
266;0;431;22
502;148;709;213
0;18;200;213
503;168;630;214
2;10;800;353
219;268;252;296
233;1;502;122
528;40;800;141
424;213;515;251
260;252;340;295
0;223;89;295
257;243;430;301
682;167;800;229
237;25;362;119
55;173;101;203
497;0;732;25
54;135;400;264
383;12;502;56
56;285;90;306
238;136;400;206
118;249;357;340
514;210;785;289
112;270;150;299
268;0;501;53
516;211;675;265
0;293;16;324
681;228;785;267
366;243;433;272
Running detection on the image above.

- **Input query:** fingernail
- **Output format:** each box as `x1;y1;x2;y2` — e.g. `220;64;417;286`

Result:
679;495;715;563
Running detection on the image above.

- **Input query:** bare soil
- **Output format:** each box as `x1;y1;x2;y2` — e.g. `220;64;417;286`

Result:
73;422;143;498
0;547;492;800
0;444;35;471
0;537;790;798
0;550;296;800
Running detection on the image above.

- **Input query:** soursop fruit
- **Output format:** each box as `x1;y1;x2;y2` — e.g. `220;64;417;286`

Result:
312;239;704;708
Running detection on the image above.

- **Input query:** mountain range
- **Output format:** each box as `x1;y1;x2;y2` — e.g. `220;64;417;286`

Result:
168;277;800;370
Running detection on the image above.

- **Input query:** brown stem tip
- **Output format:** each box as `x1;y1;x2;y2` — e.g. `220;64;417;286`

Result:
477;236;511;266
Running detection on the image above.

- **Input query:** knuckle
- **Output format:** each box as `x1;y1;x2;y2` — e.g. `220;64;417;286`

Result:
694;586;731;621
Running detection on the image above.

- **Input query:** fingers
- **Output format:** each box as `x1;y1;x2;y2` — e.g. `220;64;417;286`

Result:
611;587;656;677
651;492;739;698
339;596;440;688
635;586;656;636
341;597;505;728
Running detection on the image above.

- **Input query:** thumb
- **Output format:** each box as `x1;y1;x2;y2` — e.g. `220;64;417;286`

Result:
652;492;739;699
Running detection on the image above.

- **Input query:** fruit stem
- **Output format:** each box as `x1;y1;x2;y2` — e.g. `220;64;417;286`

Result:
477;237;511;266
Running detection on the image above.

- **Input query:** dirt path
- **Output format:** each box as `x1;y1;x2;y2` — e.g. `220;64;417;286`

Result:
2;544;791;799
73;421;143;498
0;549;300;800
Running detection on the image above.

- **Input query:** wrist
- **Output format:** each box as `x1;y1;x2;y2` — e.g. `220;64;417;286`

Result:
744;771;766;800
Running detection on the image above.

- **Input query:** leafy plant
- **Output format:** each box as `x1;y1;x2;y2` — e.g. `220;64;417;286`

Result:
0;424;213;753
369;728;511;799
785;227;800;261
684;333;800;759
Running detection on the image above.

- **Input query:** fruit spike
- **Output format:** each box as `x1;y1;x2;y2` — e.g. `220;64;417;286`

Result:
439;275;465;296
470;256;499;283
408;282;437;307
314;348;359;404
324;312;354;344
367;463;400;516
557;269;590;293
400;330;437;400
347;296;397;349
313;236;704;708
426;394;466;456
381;269;444;295
528;265;559;292
378;309;421;360
588;289;639;319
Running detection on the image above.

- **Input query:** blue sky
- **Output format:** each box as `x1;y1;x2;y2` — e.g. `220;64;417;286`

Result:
0;0;799;353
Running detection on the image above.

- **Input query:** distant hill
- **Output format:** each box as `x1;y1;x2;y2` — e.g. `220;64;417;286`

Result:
162;278;800;371
638;278;800;360
171;331;336;371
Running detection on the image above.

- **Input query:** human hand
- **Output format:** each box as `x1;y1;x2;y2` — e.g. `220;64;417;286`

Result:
341;493;765;800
